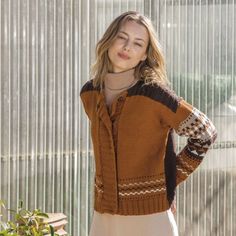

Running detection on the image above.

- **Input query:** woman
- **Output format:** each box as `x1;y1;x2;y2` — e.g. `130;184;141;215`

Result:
80;11;217;236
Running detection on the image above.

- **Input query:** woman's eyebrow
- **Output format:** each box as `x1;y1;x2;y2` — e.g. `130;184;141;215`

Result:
119;31;145;42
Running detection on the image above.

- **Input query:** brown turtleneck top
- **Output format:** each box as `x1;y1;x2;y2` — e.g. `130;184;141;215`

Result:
103;68;138;109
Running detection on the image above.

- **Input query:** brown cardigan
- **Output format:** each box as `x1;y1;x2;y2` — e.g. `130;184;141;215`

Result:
80;78;217;216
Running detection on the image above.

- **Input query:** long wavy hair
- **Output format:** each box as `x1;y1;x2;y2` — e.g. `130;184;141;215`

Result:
91;11;169;88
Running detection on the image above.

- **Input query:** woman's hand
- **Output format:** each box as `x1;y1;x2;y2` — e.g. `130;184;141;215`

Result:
170;200;176;214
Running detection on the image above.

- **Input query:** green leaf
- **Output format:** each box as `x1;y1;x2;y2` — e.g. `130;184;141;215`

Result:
0;222;8;230
8;221;16;230
36;213;49;218
0;229;8;235
19;209;30;217
0;199;65;236
15;214;28;225
49;225;55;236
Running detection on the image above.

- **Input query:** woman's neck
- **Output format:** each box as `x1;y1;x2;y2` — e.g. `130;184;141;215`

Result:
104;68;137;90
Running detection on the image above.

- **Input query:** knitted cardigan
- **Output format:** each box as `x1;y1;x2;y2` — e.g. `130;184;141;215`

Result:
80;77;217;216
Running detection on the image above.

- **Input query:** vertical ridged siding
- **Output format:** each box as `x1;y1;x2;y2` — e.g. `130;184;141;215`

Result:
0;1;235;235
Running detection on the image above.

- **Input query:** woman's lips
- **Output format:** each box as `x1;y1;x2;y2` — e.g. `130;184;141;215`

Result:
118;52;130;60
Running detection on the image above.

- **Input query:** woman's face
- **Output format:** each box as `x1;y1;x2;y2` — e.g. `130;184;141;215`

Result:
108;20;149;73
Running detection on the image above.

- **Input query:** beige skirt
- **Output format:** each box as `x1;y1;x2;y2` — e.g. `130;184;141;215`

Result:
89;209;179;236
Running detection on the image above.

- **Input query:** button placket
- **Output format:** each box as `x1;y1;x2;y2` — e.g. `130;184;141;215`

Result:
118;96;125;102
110;96;124;120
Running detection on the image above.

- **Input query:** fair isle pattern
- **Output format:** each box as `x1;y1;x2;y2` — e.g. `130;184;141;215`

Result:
176;150;198;179
94;178;167;198
176;107;217;157
176;165;191;177
177;154;195;172
95;178;103;185
95;183;103;194
176;107;215;143
118;178;166;198
95;178;103;194
176;167;189;178
118;178;165;188
119;187;166;197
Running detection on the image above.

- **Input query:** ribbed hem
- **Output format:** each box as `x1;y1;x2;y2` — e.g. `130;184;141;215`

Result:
94;192;170;216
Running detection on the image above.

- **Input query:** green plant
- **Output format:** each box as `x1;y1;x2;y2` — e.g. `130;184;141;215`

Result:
0;200;57;236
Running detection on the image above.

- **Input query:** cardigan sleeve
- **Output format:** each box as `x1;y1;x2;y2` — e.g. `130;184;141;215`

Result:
159;93;217;185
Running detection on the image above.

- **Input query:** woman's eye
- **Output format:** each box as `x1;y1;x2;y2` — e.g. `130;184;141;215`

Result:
135;43;142;47
117;36;142;47
117;36;126;40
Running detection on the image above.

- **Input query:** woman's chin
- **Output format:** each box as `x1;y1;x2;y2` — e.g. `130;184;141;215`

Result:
111;65;135;73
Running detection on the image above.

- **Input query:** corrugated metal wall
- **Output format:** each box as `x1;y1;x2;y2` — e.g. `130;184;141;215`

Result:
0;0;235;235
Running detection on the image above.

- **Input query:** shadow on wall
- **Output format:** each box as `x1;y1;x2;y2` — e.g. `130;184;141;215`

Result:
177;169;236;236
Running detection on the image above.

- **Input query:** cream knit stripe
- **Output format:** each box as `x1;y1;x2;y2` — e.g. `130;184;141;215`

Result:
176;167;190;177
177;156;195;171
118;179;165;188
95;178;103;186
95;185;167;196
95;184;104;193
176;161;193;178
119;187;166;197
95;177;166;189
176;157;197;177
175;148;203;184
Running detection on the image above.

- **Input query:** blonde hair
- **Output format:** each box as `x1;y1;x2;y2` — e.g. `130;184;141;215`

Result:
91;11;169;88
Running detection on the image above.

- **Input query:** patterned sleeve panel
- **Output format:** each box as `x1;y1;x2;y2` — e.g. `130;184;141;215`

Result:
175;107;217;185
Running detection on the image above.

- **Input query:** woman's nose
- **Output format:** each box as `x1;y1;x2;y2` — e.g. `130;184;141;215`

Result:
123;40;131;51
